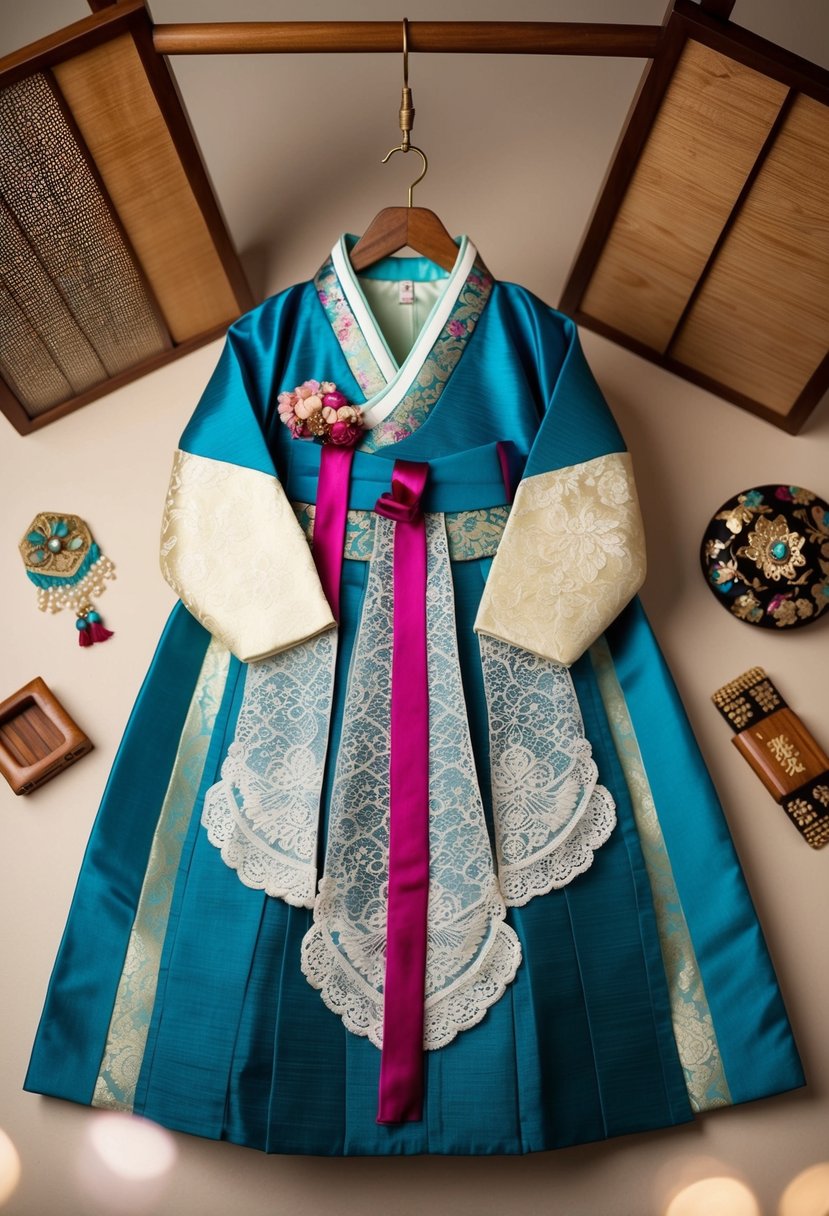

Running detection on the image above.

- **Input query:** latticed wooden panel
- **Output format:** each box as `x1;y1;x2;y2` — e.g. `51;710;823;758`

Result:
672;93;829;415
562;1;829;432
53;35;242;344
580;41;788;354
0;0;252;434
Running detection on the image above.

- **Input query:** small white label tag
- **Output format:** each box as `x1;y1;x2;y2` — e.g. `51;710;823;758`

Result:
399;279;414;305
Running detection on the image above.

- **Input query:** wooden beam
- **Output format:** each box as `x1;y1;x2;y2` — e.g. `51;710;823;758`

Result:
152;21;663;58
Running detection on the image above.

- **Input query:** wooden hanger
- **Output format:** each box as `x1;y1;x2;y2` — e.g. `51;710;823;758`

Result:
349;148;459;272
349;19;459;274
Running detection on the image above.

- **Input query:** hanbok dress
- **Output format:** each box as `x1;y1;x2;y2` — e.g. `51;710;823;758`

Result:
25;234;804;1155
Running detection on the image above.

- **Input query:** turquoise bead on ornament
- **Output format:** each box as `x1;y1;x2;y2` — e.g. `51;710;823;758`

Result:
87;611;101;623
75;617;89;631
771;541;789;560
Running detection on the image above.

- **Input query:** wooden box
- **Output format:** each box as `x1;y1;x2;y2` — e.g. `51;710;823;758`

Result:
0;676;92;795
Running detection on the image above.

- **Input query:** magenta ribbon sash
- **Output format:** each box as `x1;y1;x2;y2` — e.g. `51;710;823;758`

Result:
311;445;354;621
374;459;430;1124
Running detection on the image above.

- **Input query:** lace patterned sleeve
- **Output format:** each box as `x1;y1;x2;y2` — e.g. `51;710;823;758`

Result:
474;309;646;666
160;314;335;663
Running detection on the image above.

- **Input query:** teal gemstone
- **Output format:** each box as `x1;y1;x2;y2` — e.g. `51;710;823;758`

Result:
67;536;84;551
30;549;46;564
27;530;45;545
87;611;101;623
52;520;69;537
75;617;89;631
771;541;789;560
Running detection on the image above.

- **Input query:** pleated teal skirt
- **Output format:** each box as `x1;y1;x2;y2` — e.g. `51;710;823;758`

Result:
25;554;804;1155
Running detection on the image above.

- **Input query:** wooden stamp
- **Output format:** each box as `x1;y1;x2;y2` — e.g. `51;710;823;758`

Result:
713;667;829;849
0;676;92;795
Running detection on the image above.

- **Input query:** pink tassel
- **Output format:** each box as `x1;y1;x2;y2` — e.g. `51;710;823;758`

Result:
89;622;114;643
78;627;93;648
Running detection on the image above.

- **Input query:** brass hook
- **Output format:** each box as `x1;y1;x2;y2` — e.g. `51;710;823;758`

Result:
381;17;425;206
381;143;428;208
399;18;414;152
402;16;409;88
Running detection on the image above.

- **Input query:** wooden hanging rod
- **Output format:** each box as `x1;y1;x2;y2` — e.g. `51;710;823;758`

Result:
151;21;663;58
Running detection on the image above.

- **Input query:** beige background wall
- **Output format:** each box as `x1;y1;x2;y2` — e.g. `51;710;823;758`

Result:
1;3;827;1215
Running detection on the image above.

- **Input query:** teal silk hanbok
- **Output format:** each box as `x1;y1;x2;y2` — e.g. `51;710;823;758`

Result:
25;234;804;1154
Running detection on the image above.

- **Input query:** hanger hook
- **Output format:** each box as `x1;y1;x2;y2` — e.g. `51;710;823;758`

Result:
380;16;424;205
381;143;428;208
398;18;414;152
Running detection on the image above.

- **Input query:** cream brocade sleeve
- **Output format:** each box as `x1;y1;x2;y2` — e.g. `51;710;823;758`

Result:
160;449;335;663
474;451;646;666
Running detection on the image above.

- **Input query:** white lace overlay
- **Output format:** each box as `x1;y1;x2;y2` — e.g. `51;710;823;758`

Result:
201;629;337;908
301;513;522;1049
479;633;616;906
160;449;335;662
474;452;646;666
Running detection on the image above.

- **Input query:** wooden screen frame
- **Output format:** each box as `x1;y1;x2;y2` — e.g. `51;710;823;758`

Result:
559;0;829;434
0;0;253;435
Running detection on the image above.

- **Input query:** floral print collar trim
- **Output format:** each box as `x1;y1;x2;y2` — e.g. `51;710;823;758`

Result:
313;235;494;449
314;258;389;402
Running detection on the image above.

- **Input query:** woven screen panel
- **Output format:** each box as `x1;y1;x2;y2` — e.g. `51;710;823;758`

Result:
53;35;242;343
0;286;74;416
0;197;98;414
580;40;788;354
671;92;829;414
0;72;170;417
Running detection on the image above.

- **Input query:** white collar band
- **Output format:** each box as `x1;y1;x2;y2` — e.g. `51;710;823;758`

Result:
329;234;478;428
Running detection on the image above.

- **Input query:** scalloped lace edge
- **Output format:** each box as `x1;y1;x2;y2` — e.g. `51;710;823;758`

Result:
202;782;316;909
499;785;616;907
299;919;523;1050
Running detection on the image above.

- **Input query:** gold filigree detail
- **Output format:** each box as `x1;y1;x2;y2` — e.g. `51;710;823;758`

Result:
711;668;784;727
716;496;771;535
751;680;781;713
738;515;807;582
813;784;829;807
731;591;764;622
725;697;753;728
19;512;92;576
787;798;816;827
805;819;829;848
712;667;766;703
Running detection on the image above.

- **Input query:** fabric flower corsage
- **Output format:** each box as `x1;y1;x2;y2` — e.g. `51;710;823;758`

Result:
277;380;364;448
19;512;115;647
